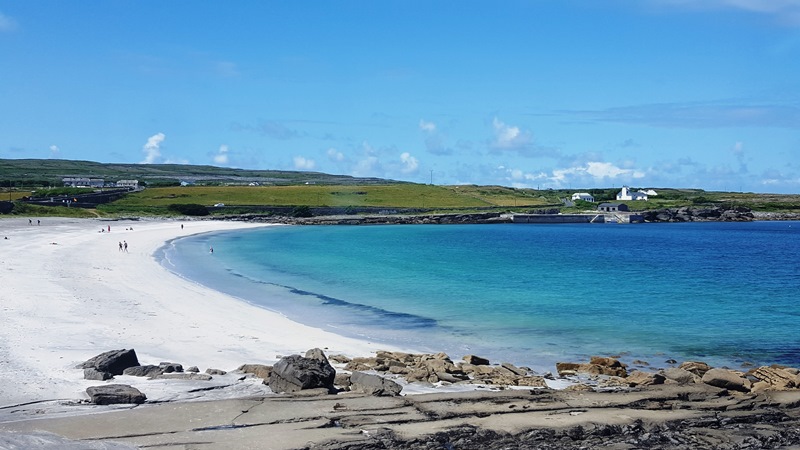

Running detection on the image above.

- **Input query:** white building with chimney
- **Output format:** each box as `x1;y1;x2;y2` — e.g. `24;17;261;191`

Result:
616;186;648;201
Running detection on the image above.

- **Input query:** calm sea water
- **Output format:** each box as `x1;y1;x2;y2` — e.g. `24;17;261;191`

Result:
159;221;800;372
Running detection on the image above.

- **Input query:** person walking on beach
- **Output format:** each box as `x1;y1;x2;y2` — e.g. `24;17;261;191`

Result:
123;241;128;252
118;241;123;252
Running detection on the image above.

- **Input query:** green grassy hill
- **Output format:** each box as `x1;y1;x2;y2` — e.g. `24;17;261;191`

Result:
2;159;799;217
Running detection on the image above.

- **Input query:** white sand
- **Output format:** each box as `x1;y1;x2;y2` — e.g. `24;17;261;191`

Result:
0;218;406;407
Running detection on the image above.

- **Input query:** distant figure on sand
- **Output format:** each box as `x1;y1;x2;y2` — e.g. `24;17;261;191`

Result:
108;225;111;232
181;224;184;230
118;242;123;252
123;241;128;252
29;219;32;225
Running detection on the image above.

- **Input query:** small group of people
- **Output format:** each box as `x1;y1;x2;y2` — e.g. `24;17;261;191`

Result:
28;219;40;225
118;240;128;252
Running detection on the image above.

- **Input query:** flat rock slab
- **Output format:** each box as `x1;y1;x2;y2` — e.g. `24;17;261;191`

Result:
1;387;800;449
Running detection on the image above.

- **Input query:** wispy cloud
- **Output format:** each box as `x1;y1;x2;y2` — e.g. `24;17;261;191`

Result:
650;0;800;26
564;102;800;128
49;145;60;158
0;11;18;32
141;133;165;164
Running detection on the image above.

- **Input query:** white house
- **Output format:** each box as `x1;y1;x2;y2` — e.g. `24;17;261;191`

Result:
571;192;595;202
616;186;648;201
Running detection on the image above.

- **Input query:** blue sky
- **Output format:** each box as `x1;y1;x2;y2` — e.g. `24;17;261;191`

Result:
1;1;799;193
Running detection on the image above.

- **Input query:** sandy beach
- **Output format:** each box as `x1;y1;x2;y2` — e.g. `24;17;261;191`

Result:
0;218;408;407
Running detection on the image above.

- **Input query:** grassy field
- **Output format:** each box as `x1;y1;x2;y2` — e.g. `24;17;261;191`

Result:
2;159;799;217
103;184;562;211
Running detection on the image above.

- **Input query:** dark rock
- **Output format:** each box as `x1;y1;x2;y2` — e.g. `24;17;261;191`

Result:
463;355;491;366
186;366;200;373
123;365;164;377
205;368;227;375
83;368;112;381
350;371;403;396
268;355;336;393
154;373;213;381
78;349;140;375
86;384;146;405
158;362;183;373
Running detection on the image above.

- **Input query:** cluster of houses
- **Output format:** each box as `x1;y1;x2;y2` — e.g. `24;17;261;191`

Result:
570;186;658;212
62;178;139;189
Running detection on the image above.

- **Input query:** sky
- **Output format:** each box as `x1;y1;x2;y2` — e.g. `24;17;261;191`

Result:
1;1;799;193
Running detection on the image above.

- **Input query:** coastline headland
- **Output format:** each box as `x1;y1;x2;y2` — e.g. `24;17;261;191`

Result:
1;217;800;449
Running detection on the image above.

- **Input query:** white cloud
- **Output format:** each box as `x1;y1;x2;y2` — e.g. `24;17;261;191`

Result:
352;155;380;177
491;117;532;150
213;144;229;165
399;152;419;174
585;161;645;179
419;119;436;132
327;147;345;162
141;133;165;164
293;156;316;170
49;145;60;158
0;12;18;32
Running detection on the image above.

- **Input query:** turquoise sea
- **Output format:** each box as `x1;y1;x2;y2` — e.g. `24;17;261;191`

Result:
159;221;800;372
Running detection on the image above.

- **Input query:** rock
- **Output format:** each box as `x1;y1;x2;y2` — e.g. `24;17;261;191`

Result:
158;362;183;373
350;372;403;396
662;367;699;384
86;384;146;405
186;366;200;373
701;368;751;392
268;355;336;393
154;373;213;381
123;365;164;377
516;376;548;388
626;371;666;387
328;354;351;364
305;348;330;364
750;366;798;390
205;368;227;375
83;368;112;381
238;364;273;380
556;362;581;376
78;349;140;375
463;355;491;366
680;361;711;377
501;362;527;376
334;372;352;389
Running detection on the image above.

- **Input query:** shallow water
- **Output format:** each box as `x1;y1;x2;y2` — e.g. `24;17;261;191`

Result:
159;221;800;371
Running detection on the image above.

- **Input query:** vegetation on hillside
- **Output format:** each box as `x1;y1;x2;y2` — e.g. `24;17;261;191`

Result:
1;159;799;217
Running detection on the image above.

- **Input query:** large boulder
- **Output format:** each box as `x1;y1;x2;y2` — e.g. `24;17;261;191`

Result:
662;367;699;384
86;384;146;405
78;349;140;376
350;371;403;396
679;361;711;377
268;355;336;393
701;368;751;392
750;366;799;391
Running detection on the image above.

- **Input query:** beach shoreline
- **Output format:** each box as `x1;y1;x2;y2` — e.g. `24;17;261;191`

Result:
2;217;800;449
0;217;412;408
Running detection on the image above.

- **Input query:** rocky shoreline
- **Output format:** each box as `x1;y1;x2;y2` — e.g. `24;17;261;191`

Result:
4;347;800;449
216;205;800;225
